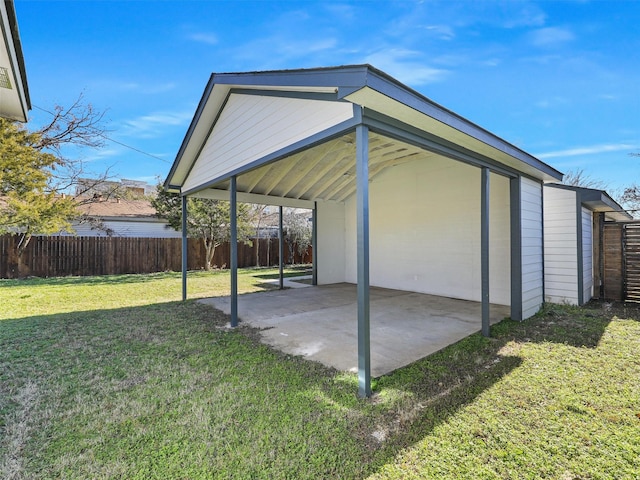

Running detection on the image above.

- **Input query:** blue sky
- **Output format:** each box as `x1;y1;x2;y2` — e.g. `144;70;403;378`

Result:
16;0;640;193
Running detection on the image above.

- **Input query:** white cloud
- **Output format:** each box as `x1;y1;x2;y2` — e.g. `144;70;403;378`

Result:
188;32;218;45
482;58;501;67
135;83;176;95
536;143;636;159
503;4;547;28
364;49;449;85
83;148;121;162
424;25;455;41
529;27;575;48
120;111;194;139
282;37;338;55
231;33;339;69
108;81;177;95
535;96;569;109
323;3;356;20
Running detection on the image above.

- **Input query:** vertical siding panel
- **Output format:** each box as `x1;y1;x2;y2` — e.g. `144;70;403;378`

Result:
582;207;593;302
521;177;543;319
543;186;579;304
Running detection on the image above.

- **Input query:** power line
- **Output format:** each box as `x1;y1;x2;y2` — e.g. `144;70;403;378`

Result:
97;134;171;163
33;104;172;164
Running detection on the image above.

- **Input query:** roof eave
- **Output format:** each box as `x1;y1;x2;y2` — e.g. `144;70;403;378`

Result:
166;64;563;192
0;0;30;122
545;183;632;220
164;66;375;192
164;73;217;192
6;0;29;109
354;67;563;181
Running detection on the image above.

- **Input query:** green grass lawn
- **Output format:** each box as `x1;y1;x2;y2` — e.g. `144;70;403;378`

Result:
1;270;639;479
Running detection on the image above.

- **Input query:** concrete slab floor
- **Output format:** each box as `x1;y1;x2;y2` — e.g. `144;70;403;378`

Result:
199;283;511;377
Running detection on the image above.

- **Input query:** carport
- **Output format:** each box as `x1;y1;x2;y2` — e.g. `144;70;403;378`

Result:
164;65;562;397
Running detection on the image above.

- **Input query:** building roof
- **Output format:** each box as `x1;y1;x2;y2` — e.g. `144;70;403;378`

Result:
77;198;158;220
165;64;563;206
0;0;30;122
545;183;632;222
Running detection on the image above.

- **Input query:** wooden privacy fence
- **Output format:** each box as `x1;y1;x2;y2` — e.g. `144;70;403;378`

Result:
602;223;624;301
0;235;311;279
601;222;640;302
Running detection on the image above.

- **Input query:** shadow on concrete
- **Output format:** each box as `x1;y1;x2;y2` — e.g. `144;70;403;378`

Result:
200;284;511;377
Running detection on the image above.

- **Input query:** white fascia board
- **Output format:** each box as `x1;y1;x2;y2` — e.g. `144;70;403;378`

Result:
190;188;314;209
346;86;562;182
165;77;229;192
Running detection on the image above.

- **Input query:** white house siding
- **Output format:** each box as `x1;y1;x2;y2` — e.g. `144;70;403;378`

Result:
582;206;594;302
182;94;354;193
63;220;182;238
521;177;544;318
316;200;346;284
342;156;511;305
543;186;579;304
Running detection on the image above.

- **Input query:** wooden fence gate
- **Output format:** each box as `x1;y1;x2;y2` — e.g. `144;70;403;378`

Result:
602;222;640;302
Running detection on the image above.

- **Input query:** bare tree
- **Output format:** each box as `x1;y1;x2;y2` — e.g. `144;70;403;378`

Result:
612;153;640;218
0;95;114;255
562;168;608;190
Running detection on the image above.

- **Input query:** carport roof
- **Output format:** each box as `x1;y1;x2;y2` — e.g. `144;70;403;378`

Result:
165;64;562;203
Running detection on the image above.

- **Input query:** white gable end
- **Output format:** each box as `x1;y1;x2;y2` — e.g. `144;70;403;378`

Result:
182;93;354;193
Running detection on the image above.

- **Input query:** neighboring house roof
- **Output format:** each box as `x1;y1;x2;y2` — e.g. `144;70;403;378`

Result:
0;196;159;221
77;198;158;221
165;64;563;205
71;198;181;238
544;183;632;222
0;0;30;122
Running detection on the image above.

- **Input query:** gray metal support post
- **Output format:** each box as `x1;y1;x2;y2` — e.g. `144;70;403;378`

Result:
510;176;523;321
575;193;585;305
481;168;490;337
312;202;318;286
598;212;605;299
230;176;238;327
356;124;371;398
181;194;188;302
279;205;284;290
